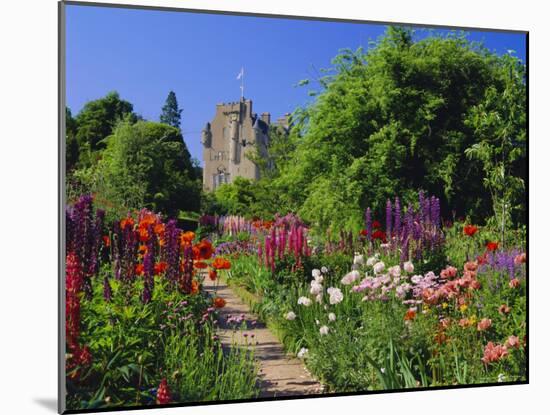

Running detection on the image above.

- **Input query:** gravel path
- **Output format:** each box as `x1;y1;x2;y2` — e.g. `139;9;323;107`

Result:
202;276;322;397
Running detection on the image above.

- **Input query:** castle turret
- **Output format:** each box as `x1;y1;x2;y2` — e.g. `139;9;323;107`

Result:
201;122;212;147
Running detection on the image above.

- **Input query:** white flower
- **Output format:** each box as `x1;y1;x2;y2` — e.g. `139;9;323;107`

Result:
497;373;506;383
328;312;336;321
380;243;390;249
403;261;414;273
353;253;364;266
321;266;329;274
341;270;360;285
298;296;312;307
327;287;344;305
315;293;323;304
380;367;386;374
285;311;296;321
366;256;378;267
297;347;309;359
315;319;320;325
373;261;385;275
319;325;329;336
310;280;323;295
388;265;401;278
312;269;321;279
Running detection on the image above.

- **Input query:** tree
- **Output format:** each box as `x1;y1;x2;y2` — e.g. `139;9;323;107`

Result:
91;120;201;217
268;28;526;232
160;91;183;129
66;107;79;171
74;91;136;167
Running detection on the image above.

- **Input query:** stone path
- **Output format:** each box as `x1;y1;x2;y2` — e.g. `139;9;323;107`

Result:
202;276;322;397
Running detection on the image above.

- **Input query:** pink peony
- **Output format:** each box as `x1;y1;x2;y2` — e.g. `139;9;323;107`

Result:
440;266;458;279
505;335;520;349
477;318;492;331
482;342;509;364
509;278;521;289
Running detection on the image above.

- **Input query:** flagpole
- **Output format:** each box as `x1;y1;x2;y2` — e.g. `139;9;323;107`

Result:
241;67;244;99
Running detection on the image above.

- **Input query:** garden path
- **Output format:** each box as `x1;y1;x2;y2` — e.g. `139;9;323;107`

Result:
202;276;323;398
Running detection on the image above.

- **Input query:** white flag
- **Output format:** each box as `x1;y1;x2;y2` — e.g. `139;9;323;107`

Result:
236;67;244;80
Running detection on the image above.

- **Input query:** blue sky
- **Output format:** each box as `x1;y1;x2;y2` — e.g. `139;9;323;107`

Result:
66;4;526;165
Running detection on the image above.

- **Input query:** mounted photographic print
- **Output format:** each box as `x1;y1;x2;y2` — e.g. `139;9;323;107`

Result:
59;1;528;413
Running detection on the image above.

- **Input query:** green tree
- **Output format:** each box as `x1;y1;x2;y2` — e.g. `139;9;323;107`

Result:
74;91;136;167
66;107;79;171
89;120;201;217
270;28;526;232
160;91;183;129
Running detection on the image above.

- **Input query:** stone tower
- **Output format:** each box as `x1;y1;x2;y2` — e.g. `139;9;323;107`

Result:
201;97;270;191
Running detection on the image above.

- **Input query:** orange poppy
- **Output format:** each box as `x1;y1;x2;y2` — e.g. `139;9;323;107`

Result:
193;240;214;260
139;213;157;228
191;280;200;295
180;231;195;247
120;217;135;231
212;257;231;270
102;235;111;247
404;308;417;321
135;263;144;276
194;261;208;269
208;269;217;281
138;228;150;242
213;297;226;308
154;223;165;236
138;244;148;255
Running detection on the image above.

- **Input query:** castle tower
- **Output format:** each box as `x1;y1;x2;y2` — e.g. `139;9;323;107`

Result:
201;98;270;191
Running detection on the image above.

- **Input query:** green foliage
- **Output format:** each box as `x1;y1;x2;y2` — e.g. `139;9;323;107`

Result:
80;120;201;217
266;28;526;233
74;91;136;167
67;271;258;410
160;91;183;129
210;177;279;219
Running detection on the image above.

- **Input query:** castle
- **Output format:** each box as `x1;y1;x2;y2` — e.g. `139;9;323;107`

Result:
201;97;289;191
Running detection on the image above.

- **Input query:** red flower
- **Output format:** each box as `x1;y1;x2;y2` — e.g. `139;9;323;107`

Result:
193;240;214;260
120;217;135;231
371;229;387;242
194;261;208;269
359;229;368;237
208;269;217;281
477;252;489;265
135;263;144;276
102;235;111;247
156;378;171;405
154;262;167;275
138;227;150;242
372;220;382;229
212;257;231;270
213;297;226;308
463;224;478;237
404;308;416;321
486;241;499;251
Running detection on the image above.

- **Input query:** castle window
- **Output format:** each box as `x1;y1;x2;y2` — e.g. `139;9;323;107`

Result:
212;172;230;190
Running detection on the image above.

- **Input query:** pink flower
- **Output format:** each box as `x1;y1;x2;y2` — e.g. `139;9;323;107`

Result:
482;342;509;364
514;253;526;265
509;278;521;289
505;335;520;349
498;304;511;315
440;266;457;279
477;318;492;331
